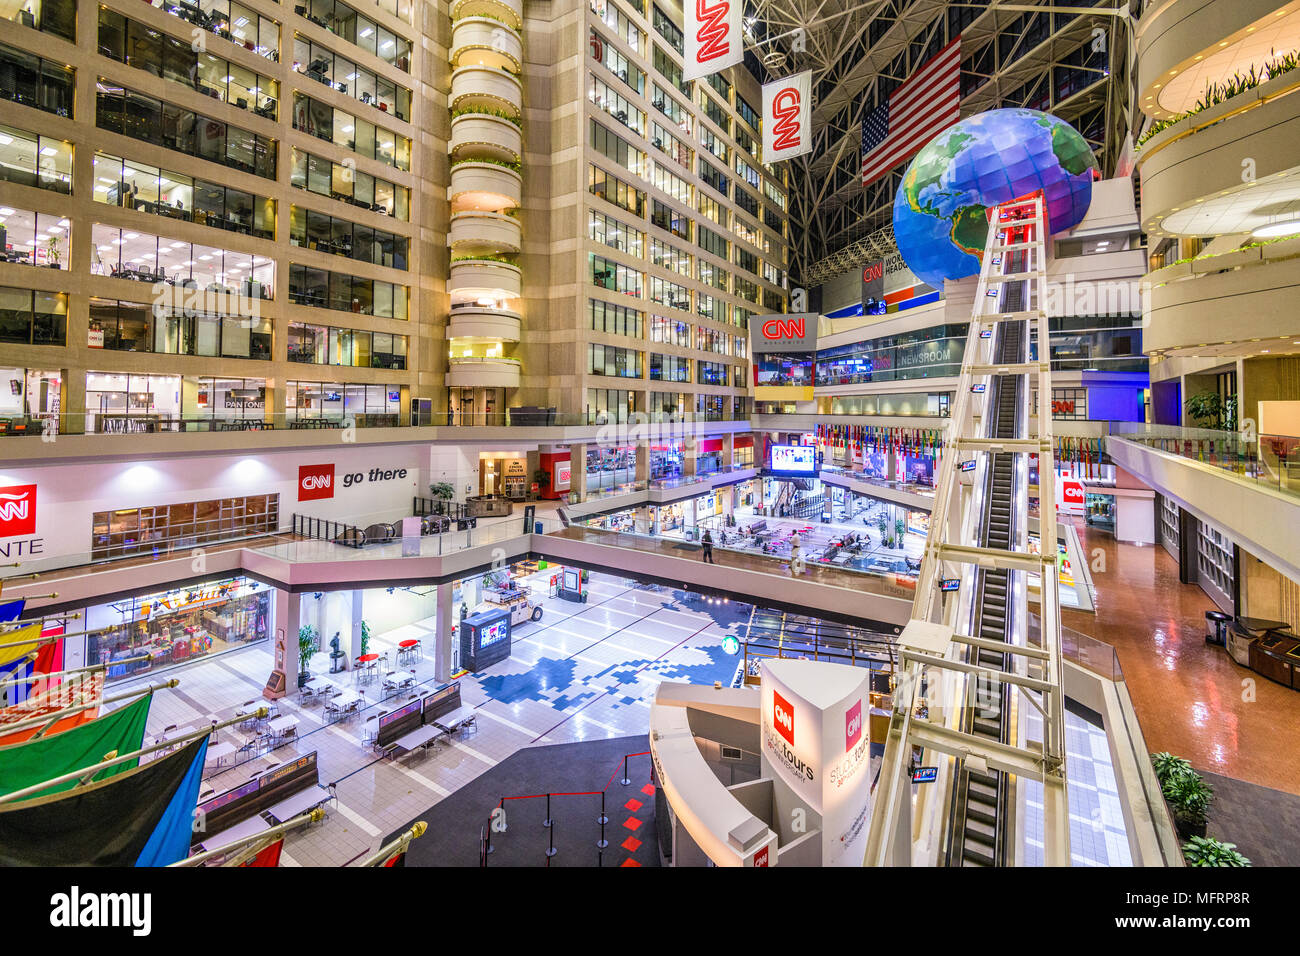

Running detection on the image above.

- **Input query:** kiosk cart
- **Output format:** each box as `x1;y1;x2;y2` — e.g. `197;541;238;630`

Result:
460;607;512;671
473;584;543;626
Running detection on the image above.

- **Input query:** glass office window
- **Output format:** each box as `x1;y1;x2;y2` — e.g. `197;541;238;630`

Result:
589;210;644;257
0;124;72;193
0;40;74;117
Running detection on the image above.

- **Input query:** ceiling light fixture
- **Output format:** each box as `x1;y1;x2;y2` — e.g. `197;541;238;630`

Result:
1252;218;1300;238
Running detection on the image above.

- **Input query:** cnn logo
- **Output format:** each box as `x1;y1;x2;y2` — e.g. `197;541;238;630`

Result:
772;690;794;745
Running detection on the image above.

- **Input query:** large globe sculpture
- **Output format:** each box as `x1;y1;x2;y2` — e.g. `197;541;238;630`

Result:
892;108;1098;289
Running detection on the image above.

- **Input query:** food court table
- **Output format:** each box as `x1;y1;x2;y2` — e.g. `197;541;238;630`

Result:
266;715;299;737
204;741;237;768
198;813;271;852
432;704;475;732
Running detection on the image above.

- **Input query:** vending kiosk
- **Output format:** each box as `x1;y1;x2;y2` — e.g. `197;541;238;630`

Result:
459;606;512;671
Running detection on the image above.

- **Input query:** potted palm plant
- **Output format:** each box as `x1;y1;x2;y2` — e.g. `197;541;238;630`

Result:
297;624;318;688
360;620;372;658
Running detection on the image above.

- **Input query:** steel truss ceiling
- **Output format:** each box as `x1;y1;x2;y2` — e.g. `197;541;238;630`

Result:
742;0;1132;287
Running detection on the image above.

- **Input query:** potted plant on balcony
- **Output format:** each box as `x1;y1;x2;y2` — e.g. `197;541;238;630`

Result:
359;620;372;658
429;481;455;514
1182;836;1251;867
1185;391;1237;432
44;235;62;269
297;624;318;688
532;468;550;499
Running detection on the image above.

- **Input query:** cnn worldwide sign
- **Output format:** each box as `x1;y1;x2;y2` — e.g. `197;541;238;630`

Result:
761;72;813;162
683;0;743;81
749;312;818;353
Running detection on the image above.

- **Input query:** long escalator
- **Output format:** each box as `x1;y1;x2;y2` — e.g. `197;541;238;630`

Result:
947;254;1026;866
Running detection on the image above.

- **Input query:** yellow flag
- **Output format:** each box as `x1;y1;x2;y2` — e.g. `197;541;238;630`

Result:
0;623;43;669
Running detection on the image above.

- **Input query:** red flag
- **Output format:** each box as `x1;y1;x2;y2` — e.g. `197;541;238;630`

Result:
242;839;284;867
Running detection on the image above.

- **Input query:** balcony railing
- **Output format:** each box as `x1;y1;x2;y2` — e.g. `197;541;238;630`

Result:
1110;423;1300;502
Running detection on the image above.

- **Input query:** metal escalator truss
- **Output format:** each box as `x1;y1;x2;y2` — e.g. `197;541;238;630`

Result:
864;196;1070;867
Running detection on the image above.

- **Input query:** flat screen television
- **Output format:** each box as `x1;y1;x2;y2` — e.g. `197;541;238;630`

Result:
769;443;818;477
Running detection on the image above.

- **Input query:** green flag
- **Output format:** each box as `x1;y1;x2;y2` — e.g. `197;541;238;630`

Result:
0;693;153;799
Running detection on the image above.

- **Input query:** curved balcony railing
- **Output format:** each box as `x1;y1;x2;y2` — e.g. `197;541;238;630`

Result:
450;110;522;163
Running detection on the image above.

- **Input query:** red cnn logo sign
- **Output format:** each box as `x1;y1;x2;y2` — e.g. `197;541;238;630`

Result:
761;317;805;340
752;845;769;867
770;87;801;150
1062;481;1085;505
0;484;36;538
772;690;794;745
298;464;335;501
846;699;863;751
694;0;731;64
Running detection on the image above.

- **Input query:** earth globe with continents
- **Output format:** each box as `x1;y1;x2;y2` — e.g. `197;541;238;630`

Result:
893;108;1099;289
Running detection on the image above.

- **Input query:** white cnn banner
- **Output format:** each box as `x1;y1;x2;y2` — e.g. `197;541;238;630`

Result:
762;71;812;163
683;0;744;81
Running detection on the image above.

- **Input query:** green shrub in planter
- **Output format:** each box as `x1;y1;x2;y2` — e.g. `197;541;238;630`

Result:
1163;771;1214;837
1151;751;1194;787
1182;836;1251;867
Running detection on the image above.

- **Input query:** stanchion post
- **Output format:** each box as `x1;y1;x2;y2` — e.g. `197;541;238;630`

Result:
543;793;552;829
596;792;609;849
546;819;557;859
620;754;630;786
484;817;493;857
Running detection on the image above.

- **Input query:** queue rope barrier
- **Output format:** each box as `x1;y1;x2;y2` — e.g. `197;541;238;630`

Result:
477;751;652;866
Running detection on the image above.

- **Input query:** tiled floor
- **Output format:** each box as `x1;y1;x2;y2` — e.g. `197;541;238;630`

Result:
1061;518;1300;795
108;571;750;866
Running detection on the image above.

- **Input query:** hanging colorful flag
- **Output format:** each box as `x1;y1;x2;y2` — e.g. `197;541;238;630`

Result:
0;735;208;866
0;600;24;623
0;692;152;798
0;670;103;746
683;0;744;81
762;71;813;163
0;623;43;676
242;839;285;868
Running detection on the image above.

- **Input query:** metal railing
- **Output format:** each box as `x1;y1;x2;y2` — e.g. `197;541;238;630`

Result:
1110;423;1300;501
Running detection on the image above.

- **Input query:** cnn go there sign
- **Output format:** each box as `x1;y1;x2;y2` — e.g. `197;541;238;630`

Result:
762;71;812;162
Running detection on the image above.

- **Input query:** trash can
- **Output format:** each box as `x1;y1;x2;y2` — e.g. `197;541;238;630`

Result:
1205;610;1232;646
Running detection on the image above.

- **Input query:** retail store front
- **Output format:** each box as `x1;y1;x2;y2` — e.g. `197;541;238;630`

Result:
82;575;272;683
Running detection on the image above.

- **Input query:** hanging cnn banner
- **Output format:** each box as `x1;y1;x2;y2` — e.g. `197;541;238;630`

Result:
683;0;744;81
762;71;812;163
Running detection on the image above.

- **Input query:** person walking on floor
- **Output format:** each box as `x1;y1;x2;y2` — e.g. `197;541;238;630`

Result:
701;529;715;564
789;531;803;575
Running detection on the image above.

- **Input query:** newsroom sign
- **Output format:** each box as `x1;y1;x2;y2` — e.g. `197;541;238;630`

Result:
749;312;819;354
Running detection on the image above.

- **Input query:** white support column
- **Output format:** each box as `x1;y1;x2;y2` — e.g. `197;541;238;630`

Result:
271;589;300;692
435;581;455;683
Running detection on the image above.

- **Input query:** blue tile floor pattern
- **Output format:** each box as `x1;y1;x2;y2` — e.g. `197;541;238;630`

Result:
1020;705;1133;866
468;578;749;740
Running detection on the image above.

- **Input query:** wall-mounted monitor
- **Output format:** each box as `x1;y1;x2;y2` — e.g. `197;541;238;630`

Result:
769;444;817;477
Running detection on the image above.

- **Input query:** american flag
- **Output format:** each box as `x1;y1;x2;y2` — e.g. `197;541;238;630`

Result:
861;37;962;187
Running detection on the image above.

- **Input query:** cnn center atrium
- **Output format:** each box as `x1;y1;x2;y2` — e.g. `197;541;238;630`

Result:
0;0;1293;904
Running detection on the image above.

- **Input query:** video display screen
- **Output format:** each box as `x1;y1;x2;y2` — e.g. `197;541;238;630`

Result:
479;619;508;649
770;444;817;476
